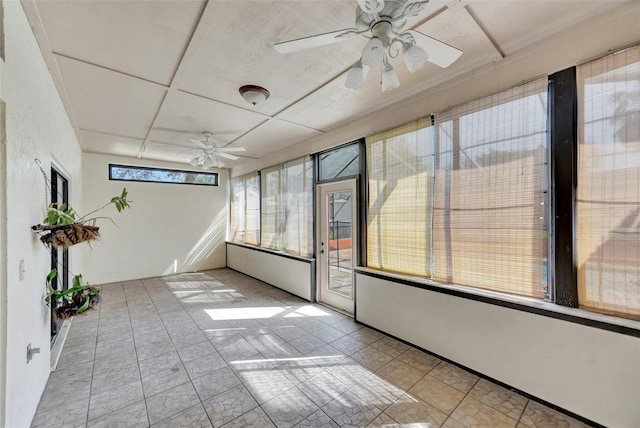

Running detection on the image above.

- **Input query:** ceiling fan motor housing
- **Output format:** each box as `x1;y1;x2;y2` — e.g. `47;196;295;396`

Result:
355;0;407;36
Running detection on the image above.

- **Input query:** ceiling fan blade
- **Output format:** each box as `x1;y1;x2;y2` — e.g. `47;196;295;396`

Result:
274;28;360;54
408;30;463;68
218;147;246;153
215;152;240;161
190;139;216;149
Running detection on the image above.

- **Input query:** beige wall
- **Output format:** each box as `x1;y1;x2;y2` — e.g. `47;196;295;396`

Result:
82;153;228;284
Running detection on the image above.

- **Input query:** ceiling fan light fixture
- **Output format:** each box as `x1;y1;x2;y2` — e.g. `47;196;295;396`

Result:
381;61;400;92
345;59;365;90
361;37;385;67
239;85;270;107
403;42;428;73
202;156;217;169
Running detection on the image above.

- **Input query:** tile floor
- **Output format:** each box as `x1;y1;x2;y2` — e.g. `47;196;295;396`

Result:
32;269;592;428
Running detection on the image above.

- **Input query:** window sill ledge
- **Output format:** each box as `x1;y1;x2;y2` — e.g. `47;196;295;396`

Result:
226;241;315;263
355;267;640;337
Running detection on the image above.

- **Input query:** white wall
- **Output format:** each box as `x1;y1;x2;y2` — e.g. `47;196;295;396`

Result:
1;2;84;426
227;243;313;301
82;153;228;284
355;273;640;427
232;1;640;177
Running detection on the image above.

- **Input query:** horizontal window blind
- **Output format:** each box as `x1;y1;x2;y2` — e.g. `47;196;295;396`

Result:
433;78;548;298
229;171;260;245
284;156;313;257
261;165;284;250
229;176;244;243
577;45;640;319
367;117;434;276
259;156;314;256
244;172;260;245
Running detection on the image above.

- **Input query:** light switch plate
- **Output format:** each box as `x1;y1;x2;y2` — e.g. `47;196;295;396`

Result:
19;259;25;281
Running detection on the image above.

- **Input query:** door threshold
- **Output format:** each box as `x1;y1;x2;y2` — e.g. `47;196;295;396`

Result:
317;302;354;319
50;318;72;371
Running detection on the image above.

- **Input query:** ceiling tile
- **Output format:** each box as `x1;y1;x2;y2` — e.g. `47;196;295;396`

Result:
178;0;364;116
231;119;324;158
278;6;498;131
57;57;167;139
81;130;142;158
140;141;201;164
152;90;268;147
36;0;206;85
467;1;617;56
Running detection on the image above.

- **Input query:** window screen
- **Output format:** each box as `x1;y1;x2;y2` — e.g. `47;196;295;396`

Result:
433;78;549;298
577;45;640;318
319;143;360;181
366;117;434;276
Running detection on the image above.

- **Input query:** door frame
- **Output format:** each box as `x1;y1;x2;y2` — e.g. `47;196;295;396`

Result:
316;178;358;314
50;166;69;343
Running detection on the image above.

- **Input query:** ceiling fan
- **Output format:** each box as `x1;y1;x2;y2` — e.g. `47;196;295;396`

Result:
274;0;463;92
189;132;246;169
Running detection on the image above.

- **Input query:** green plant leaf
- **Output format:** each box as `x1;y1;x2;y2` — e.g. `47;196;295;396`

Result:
76;296;91;314
72;274;84;288
110;187;131;213
46;269;58;284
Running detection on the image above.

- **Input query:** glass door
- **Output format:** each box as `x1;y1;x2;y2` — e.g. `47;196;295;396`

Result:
317;179;357;313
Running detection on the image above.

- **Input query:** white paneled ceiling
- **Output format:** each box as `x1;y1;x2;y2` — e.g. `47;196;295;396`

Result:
24;0;631;169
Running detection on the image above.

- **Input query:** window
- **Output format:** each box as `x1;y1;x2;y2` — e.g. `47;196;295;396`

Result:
109;164;218;186
367;117;434;276
365;80;549;299
577;45;640;318
283;157;313;256
319;143;360;180
260;156;313;257
261;165;285;250
433;79;548;298
229;172;260;245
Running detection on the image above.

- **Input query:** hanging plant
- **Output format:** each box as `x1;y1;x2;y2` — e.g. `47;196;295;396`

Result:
32;187;132;248
45;269;101;318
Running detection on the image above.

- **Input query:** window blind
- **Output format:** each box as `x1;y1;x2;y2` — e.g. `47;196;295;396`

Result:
366;117;434;276
244;172;260;245
229;176;244;243
577;45;640;319
229;172;260;245
259;156;314;256
433;78;548;298
261;165;284;250
284;156;313;257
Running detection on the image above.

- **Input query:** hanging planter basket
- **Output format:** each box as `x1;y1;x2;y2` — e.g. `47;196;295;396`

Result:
31;223;100;248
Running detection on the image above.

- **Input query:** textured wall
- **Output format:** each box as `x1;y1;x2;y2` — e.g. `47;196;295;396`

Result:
2;1;83;426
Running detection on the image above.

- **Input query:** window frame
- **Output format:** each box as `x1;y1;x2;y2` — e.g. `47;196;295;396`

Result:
109;164;219;186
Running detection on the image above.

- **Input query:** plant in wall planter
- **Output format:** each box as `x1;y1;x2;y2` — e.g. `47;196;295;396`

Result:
31;187;132;248
45;269;101;318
